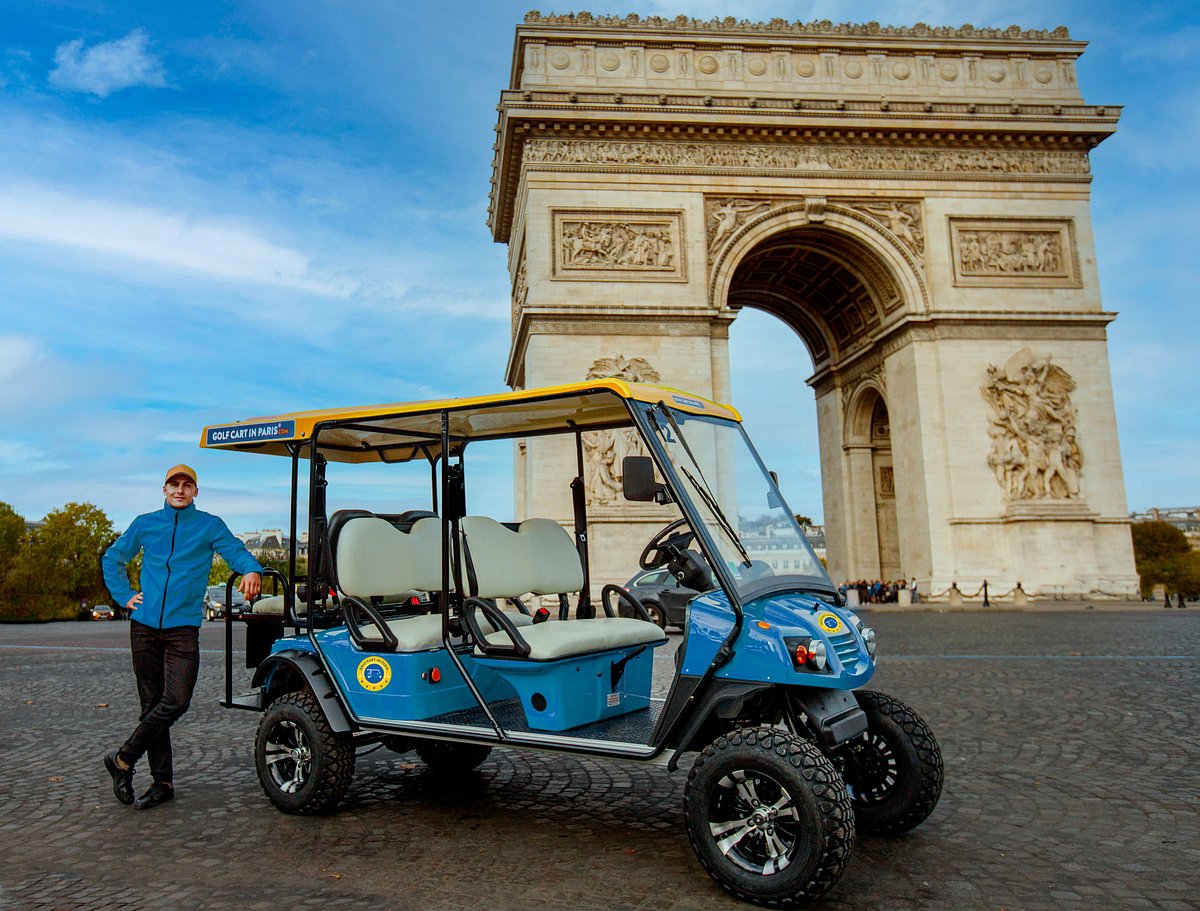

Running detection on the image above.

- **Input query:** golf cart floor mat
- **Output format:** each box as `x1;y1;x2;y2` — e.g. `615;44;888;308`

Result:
428;697;664;745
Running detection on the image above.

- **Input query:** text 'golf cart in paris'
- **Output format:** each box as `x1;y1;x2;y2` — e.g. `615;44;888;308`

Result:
202;380;943;907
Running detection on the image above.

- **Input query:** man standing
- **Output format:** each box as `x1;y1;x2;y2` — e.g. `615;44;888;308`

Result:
101;465;262;810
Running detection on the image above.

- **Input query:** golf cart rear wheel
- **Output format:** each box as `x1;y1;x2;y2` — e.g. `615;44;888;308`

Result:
416;740;492;773
842;690;943;835
684;727;854;907
255;689;355;815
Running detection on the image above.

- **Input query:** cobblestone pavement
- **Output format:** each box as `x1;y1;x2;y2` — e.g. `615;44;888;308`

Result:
0;610;1197;911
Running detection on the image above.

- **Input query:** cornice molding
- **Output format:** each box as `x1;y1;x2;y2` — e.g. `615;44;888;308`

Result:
522;12;1073;43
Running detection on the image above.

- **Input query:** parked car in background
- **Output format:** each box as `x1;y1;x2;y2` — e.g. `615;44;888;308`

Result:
619;567;698;629
90;603;114;620
204;585;246;621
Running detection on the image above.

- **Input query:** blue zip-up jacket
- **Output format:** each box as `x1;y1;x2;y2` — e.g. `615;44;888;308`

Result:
102;501;263;629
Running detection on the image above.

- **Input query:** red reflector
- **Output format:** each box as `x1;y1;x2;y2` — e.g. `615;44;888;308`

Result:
794;644;810;665
410;595;420;606
430;667;442;683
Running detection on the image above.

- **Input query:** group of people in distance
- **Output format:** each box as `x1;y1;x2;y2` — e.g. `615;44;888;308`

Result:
839;578;918;605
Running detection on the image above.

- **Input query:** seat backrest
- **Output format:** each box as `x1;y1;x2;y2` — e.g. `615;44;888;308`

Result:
336;516;443;600
459;516;583;599
519;518;584;595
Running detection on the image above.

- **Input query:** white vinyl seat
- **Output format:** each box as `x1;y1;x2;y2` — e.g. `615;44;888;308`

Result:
335;514;529;652
460;515;666;660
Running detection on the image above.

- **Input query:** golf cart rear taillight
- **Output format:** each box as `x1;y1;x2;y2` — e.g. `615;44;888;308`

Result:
785;637;827;671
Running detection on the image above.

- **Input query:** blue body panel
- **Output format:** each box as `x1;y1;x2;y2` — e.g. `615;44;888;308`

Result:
679;591;875;690
268;629;516;722
474;640;664;732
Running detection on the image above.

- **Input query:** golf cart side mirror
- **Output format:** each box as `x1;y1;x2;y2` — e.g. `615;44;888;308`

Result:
767;470;783;509
623;456;670;504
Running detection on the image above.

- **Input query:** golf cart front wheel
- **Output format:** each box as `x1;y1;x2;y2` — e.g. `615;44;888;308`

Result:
254;689;355;815
842;690;943;835
684;727;854;907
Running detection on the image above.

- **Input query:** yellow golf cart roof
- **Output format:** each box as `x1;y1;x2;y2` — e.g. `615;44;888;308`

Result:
200;379;741;464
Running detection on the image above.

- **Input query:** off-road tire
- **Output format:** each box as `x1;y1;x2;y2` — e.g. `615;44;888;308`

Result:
843;690;943;835
684;727;854;907
416;740;492;773
255;689;355;815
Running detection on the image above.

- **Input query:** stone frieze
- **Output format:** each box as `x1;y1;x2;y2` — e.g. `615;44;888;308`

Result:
950;217;1079;287
525;138;1091;177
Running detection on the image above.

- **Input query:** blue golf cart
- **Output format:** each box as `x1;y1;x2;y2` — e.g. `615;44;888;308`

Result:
204;380;942;907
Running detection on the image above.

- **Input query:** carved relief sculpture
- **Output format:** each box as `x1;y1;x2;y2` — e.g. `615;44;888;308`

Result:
850;200;924;258
981;349;1082;501
706;197;771;257
950;218;1079;287
582;355;661;505
525;138;1091;177
553;209;685;281
511;247;528;332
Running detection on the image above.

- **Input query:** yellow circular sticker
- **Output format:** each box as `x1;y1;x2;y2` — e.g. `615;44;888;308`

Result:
356;656;392;692
816;612;845;635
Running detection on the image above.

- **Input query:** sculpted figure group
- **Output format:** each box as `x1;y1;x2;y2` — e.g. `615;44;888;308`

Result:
982;349;1082;501
561;221;674;270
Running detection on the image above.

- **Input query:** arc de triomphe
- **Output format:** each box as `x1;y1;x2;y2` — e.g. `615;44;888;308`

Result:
488;12;1139;600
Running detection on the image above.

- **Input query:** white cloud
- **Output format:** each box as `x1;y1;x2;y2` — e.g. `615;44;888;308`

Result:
0;334;43;386
0;184;350;296
49;29;166;98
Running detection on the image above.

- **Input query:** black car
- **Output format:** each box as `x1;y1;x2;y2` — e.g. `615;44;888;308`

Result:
204;585;246;621
618;567;698;629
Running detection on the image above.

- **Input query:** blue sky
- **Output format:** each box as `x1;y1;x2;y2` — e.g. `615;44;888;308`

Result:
0;0;1196;533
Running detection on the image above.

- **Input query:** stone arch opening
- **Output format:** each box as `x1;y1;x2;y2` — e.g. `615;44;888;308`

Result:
723;221;911;582
842;387;901;581
724;220;913;371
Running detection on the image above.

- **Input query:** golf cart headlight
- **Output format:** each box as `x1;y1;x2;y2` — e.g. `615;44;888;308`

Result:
861;626;877;659
786;637;828;672
808;639;828;671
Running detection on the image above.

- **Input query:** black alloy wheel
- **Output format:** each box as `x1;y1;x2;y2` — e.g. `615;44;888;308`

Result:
841;690;943;835
254;689;355;815
684;727;854;907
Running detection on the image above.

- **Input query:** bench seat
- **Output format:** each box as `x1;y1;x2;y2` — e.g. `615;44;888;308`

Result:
361;610;533;651
476;617;665;661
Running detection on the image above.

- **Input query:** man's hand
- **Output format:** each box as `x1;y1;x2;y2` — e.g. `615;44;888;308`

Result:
240;572;262;602
125;593;142;612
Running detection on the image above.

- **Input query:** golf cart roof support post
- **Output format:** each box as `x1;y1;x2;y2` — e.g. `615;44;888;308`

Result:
568;421;591;615
636;402;746;750
305;435;320;654
437;409;506;741
429;457;438;515
288;445;299;631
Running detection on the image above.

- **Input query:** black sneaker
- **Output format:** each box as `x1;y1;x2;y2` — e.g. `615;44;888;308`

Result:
133;781;174;810
104;751;135;806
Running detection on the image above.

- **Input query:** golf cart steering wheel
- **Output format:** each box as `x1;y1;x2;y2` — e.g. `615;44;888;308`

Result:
639;518;696;570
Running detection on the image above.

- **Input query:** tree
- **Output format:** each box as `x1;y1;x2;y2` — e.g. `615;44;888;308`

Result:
0;501;24;582
1131;521;1194;599
29;506;112;619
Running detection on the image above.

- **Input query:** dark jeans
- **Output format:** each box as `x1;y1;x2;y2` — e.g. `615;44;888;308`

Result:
119;622;200;784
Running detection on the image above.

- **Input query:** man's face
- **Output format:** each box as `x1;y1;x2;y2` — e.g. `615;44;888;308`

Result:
164;476;198;509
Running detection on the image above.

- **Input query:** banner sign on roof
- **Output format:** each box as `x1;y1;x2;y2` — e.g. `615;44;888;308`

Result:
206;420;296;446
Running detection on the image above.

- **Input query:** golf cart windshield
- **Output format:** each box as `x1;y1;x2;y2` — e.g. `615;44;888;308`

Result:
638;402;833;604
